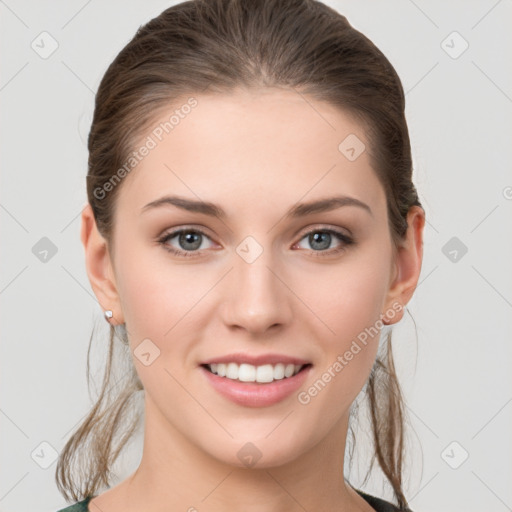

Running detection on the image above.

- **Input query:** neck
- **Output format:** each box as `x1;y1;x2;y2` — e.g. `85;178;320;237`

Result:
119;399;369;512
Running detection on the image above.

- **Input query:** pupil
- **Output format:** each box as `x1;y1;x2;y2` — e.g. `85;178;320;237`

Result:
310;232;330;250
180;231;201;250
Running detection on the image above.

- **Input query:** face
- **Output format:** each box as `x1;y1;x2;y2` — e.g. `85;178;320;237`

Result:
96;88;408;468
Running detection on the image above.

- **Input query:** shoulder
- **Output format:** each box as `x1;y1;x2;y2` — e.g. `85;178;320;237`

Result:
56;496;92;512
57;490;413;512
356;489;414;512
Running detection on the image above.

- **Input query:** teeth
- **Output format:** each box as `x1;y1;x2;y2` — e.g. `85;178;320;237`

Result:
207;362;304;383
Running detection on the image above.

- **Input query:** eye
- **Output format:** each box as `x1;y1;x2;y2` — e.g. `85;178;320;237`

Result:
158;228;216;257
293;227;354;257
157;226;355;259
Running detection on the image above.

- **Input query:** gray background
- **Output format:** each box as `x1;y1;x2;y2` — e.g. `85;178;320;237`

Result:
1;1;511;511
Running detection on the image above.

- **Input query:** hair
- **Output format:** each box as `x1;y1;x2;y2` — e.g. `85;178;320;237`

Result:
56;0;422;509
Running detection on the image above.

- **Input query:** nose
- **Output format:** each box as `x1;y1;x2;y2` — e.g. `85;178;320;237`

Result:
220;246;293;336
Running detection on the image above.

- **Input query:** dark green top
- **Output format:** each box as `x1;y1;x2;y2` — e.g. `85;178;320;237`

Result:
56;489;412;511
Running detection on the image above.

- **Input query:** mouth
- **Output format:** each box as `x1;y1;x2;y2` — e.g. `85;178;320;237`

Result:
201;362;312;384
200;360;313;408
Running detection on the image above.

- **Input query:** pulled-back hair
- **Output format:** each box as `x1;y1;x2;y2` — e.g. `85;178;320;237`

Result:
56;1;422;509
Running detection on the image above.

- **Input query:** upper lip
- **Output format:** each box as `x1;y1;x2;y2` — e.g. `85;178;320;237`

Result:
201;353;311;366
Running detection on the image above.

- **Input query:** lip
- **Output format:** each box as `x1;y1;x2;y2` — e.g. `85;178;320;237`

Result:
200;364;312;408
201;352;311;366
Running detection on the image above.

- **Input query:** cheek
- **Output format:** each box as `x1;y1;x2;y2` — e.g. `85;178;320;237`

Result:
115;240;205;339
327;265;388;338
300;247;391;346
294;292;385;430
294;243;392;400
114;250;202;396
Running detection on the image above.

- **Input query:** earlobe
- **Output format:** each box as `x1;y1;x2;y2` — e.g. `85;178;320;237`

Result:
80;204;124;325
382;205;425;325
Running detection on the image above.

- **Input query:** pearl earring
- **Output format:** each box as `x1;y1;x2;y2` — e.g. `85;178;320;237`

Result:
104;310;113;322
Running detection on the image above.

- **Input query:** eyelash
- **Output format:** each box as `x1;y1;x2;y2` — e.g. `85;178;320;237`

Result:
157;226;355;259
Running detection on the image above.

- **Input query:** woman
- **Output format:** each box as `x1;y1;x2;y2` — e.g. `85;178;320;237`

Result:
55;0;425;510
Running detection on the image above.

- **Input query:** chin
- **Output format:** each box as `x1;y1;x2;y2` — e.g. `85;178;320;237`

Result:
201;433;312;471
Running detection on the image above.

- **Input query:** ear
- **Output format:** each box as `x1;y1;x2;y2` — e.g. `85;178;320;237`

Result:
382;205;425;324
80;203;124;325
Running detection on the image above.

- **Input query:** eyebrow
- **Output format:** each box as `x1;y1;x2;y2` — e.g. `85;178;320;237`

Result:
141;194;373;218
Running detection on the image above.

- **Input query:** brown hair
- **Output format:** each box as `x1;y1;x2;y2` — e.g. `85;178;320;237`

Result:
56;0;422;509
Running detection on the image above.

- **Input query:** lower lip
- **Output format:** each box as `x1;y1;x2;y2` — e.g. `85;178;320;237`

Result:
200;365;312;408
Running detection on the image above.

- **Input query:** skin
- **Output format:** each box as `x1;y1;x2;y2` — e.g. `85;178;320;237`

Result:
81;87;425;512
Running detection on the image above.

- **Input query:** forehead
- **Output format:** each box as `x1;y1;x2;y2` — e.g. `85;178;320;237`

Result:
116;88;386;218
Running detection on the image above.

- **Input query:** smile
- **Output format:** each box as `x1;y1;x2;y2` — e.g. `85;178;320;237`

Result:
204;362;307;383
200;363;312;408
